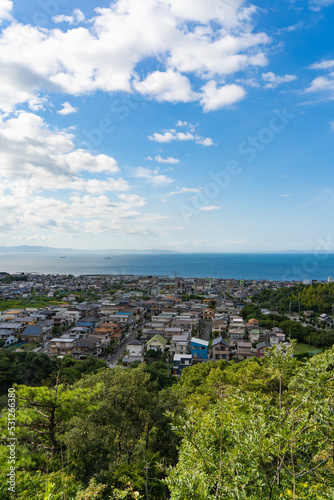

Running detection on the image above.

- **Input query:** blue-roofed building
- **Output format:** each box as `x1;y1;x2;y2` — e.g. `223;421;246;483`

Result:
77;321;95;332
21;325;43;343
191;337;209;361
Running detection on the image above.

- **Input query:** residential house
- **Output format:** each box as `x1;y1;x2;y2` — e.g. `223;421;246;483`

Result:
269;333;286;345
0;330;17;347
211;319;228;335
127;340;144;358
0;322;23;334
123;340;145;365
72;336;103;359
17;316;36;326
21;325;43;343
211;337;232;361
191;337;209;361
164;326;183;341
246;318;260;329
143;300;160;314
203;308;215;321
108;313;134;324
236;341;253;360
256;342;271;358
145;334;167;352
48;337;77;356
172;354;192;377
170;332;191;356
141;328;165;340
171;316;199;330
1;309;24;321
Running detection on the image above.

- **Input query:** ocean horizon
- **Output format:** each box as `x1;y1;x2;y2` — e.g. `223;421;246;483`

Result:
0;252;333;282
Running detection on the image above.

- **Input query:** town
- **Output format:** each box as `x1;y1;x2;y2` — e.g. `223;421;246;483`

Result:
0;272;332;376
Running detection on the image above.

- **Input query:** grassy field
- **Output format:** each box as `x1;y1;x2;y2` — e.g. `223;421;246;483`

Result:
295;342;322;355
0;297;62;311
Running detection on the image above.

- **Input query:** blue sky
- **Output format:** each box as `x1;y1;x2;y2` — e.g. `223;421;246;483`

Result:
0;0;333;252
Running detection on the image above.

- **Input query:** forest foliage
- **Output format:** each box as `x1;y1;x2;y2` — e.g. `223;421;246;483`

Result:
252;282;334;314
1;346;334;499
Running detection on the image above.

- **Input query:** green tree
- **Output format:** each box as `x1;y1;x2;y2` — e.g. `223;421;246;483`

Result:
167;346;334;500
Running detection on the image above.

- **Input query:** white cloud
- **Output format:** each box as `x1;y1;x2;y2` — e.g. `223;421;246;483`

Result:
200;81;246;112
0;192;155;237
0;0;269;112
0;0;12;24
0;111;126;197
169;187;202;195
200;205;222;211
281;194;291;197
133;70;197;103
309;0;334;11
306;75;334;93
168;30;268;79
197;137;215;146
306;60;334;97
155;155;180;164
330;121;334;131
277;22;304;33
14;234;54;242
262;72;297;89
133;167;175;187
57;101;78;115
310;59;334;70
149;125;215;145
53;9;85;25
176;120;188;127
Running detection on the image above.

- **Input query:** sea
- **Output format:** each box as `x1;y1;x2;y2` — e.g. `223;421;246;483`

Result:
0;253;334;282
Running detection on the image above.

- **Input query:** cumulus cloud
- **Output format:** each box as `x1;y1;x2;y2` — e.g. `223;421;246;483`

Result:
176;120;188;127
200;81;246;112
154;155;180;164
0;0;12;24
149;125;215;146
310;59;334;70
57;101;78;115
0;0;269;112
53;9;85;25
0;192;154;236
306;60;334;95
262;72;297;89
133;167;175;187
0;111;126;196
133;70;197;103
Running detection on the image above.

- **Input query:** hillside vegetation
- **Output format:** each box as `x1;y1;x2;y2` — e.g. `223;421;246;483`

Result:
1;346;334;499
252;282;334;314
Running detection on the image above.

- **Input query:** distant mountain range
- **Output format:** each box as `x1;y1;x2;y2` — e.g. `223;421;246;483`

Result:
0;245;179;254
0;246;332;255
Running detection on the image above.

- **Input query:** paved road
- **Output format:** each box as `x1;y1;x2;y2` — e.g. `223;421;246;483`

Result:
201;321;212;342
107;323;142;367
